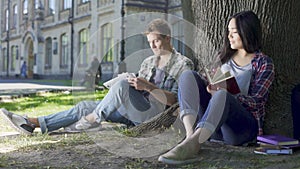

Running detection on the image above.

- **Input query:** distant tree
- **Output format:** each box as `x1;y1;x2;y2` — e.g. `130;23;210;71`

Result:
181;0;300;136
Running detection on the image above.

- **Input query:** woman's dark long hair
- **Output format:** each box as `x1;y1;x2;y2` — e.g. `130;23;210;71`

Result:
219;11;262;64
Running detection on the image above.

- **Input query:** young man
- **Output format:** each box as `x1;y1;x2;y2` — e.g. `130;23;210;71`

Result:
0;18;194;135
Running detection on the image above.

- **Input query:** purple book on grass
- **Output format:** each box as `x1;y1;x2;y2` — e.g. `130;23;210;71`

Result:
257;134;299;146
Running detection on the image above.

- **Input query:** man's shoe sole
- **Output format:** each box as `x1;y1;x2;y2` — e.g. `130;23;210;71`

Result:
0;108;33;136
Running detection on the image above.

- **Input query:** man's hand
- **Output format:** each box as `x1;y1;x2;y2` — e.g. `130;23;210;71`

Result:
128;77;156;92
128;77;176;106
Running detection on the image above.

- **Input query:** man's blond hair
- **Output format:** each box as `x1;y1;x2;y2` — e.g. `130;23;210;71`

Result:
144;18;171;37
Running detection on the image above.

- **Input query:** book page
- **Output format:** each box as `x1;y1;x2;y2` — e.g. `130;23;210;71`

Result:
204;67;213;84
211;68;232;84
103;72;136;89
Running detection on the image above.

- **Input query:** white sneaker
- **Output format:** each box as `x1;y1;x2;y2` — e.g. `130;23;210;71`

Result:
64;122;101;133
75;116;98;130
0;108;35;135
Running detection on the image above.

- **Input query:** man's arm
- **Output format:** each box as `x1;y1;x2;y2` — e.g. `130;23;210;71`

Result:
128;77;177;106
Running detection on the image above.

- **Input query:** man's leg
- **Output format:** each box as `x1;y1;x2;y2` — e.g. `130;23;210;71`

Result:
106;111;135;127
292;84;300;140
76;79;165;129
38;100;99;133
0;100;100;134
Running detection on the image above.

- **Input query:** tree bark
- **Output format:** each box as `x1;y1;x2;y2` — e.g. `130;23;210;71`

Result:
182;0;300;136
128;103;179;136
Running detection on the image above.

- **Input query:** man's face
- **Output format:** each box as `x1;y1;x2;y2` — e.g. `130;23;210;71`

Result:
146;32;171;56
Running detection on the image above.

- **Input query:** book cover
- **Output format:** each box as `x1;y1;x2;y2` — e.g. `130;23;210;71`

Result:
254;147;293;155
257;134;299;146
204;67;241;94
284;142;300;149
258;141;300;149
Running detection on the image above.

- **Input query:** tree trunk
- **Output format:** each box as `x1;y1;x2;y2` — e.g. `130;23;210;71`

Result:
182;0;300;136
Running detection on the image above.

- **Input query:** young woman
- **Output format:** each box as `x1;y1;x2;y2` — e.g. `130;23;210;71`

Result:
158;11;275;165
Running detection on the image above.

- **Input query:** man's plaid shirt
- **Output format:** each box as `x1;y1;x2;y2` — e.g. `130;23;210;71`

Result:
138;49;194;98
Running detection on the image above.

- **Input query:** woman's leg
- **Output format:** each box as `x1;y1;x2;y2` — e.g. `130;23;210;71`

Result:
159;90;257;163
196;90;258;145
158;71;211;164
178;70;211;137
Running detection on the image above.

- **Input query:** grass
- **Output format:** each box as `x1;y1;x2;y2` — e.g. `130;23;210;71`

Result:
0;90;107;116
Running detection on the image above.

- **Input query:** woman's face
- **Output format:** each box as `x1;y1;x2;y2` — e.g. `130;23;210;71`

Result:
228;18;243;50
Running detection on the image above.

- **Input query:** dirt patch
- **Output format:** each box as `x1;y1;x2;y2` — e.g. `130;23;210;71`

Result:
1;118;300;169
1;128;300;169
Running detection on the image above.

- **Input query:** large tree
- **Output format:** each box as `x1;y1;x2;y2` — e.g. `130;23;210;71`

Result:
181;0;300;136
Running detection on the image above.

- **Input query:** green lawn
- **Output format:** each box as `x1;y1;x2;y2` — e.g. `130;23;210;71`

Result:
1;90;106;114
0;90;107;132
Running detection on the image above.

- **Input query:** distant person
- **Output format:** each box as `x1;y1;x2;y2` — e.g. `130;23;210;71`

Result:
80;57;102;87
292;84;300;140
20;61;27;78
0;18;194;135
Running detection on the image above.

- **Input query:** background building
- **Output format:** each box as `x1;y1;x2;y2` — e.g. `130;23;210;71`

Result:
0;0;186;81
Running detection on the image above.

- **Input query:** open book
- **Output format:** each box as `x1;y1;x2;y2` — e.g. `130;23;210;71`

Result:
103;72;136;89
204;67;240;94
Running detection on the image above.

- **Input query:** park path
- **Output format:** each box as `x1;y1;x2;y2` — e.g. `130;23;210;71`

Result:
0;79;84;100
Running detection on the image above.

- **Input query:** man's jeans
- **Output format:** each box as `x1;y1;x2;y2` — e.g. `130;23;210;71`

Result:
38;80;165;133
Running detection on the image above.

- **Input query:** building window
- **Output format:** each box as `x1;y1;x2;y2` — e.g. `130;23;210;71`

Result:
60;34;68;68
81;0;90;3
101;23;113;62
35;0;41;9
5;9;9;31
98;0;115;7
63;0;71;9
48;0;55;15
23;0;28;15
35;0;38;9
45;38;52;69
172;21;185;55
79;29;89;66
2;48;7;72
13;5;18;28
11;46;17;71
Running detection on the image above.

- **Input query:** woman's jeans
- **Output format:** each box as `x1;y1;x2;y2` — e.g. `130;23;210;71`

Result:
178;70;258;145
38;80;165;133
292;84;300;140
